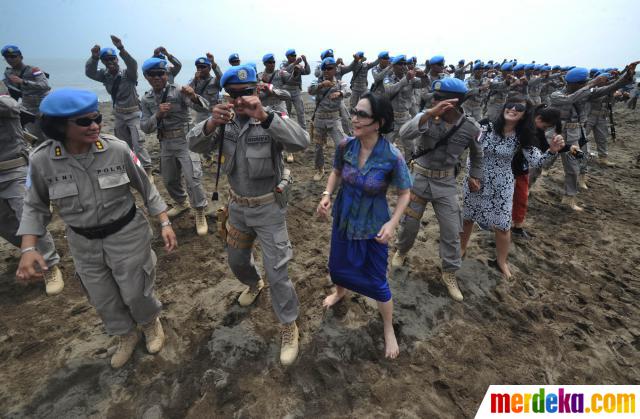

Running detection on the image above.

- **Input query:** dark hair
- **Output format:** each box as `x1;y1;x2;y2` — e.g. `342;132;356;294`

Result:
359;92;394;134
534;104;561;134
40;115;68;142
492;93;536;148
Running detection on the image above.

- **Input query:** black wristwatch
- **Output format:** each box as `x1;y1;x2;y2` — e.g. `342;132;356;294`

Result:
260;110;275;128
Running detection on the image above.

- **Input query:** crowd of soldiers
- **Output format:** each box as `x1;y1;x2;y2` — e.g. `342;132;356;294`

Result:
1;36;638;367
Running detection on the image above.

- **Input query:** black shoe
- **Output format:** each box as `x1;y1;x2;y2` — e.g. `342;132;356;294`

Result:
511;227;534;240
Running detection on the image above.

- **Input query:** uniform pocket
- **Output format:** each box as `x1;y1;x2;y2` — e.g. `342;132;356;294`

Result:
98;172;130;208
246;141;275;179
48;182;83;215
273;229;293;270
222;136;237;174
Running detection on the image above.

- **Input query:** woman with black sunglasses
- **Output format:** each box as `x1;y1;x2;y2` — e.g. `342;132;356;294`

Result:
317;93;412;359
460;94;564;278
16;88;177;369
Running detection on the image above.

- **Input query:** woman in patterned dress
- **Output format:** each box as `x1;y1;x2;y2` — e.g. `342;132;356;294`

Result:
460;94;565;278
317;93;412;359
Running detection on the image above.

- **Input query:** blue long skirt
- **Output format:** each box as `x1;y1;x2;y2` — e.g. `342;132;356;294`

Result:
328;228;391;302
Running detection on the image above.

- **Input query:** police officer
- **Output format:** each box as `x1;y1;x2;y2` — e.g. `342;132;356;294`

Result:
370;51;393;95
418;55;448;111
140;58;210;235
384;55;425;159
314;50;352;135
340;51;379;107
485;62;518;120
454;59;472;80
0;81;63;295
152;46;182;83
228;53;241;67
280;49;311;132
2;44;50;144
550;64;637;210
308;57;351;181
16;88;177;368
258;53;291;114
463;62;489;120
391;78;483;302
86;35;153;180
584;72;615;167
187;64;310;366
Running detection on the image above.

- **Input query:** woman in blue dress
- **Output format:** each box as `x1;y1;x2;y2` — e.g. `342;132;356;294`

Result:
317;93;412;359
460;94;565;278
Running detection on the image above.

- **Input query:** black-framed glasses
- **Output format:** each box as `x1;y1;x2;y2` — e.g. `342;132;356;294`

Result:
146;70;167;78
70;113;102;127
505;102;526;112
227;87;256;98
349;108;373;119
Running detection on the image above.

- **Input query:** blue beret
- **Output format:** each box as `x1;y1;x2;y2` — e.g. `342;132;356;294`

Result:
493;63;501;69
589;67;599;74
246;62;258;73
484;64;492;70
285;49;296;56
220;64;257;88
501;62;514;71
541;65;551;71
228;53;240;63
1;45;21;56
473;62;484;69
195;57;211;66
565;67;589;83
525;63;535;70
552;65;561;70
154;53;166;60
513;64;525;71
320;57;337;70
458;59;465;65
39;88;98;117
597;72;611;79
391;55;406;65
262;53;275;63
432;77;468;94
604;67;614;72
99;47;117;58
378;51;390;59
409;56;417;63
430;55;445;65
320;49;334;59
142;58;168;73
355;51;364;58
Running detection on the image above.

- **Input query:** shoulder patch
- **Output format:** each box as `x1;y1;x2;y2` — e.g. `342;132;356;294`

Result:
31;139;53;154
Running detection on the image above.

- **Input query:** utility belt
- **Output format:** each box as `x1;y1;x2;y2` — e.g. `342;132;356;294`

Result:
394;111;411;120
69;205;136;240
229;189;276;207
158;127;186;140
410;161;455;179
589;109;609;118
114;105;141;114
563;121;582;129
0;156;28;171
315;110;340;120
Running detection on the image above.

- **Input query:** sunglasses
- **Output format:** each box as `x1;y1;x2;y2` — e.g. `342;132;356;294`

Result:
102;56;117;62
505;102;526;112
146;70;167;78
230;60;240;65
264;61;275;65
322;66;336;71
4;54;20;59
196;65;209;70
227;87;256;98
70;113;102;127
349;108;373;119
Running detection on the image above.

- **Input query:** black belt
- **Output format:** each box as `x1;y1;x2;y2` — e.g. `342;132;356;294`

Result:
69;205;136;240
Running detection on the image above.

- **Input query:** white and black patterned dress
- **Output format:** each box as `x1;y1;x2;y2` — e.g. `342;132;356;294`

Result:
463;124;555;231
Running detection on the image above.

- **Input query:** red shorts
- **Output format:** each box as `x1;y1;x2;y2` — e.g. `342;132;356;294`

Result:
512;173;529;225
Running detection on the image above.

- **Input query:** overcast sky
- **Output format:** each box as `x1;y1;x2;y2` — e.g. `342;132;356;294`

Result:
2;0;639;69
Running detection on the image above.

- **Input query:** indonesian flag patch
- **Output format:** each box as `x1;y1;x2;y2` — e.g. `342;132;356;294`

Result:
130;150;142;168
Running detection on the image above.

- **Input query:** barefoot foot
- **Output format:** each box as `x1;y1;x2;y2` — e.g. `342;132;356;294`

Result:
384;327;399;359
323;287;346;308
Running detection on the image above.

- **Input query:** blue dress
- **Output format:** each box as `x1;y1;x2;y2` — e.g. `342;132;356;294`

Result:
328;136;412;302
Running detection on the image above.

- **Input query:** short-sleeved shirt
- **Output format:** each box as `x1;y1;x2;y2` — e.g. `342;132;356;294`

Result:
332;136;412;240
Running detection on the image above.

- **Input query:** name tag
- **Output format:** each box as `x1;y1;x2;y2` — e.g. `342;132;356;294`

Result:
247;135;270;144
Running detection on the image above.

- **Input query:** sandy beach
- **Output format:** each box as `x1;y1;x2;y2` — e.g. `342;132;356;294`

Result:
1;102;639;418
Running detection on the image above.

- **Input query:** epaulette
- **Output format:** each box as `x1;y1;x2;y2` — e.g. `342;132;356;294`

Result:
31;139;53;155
